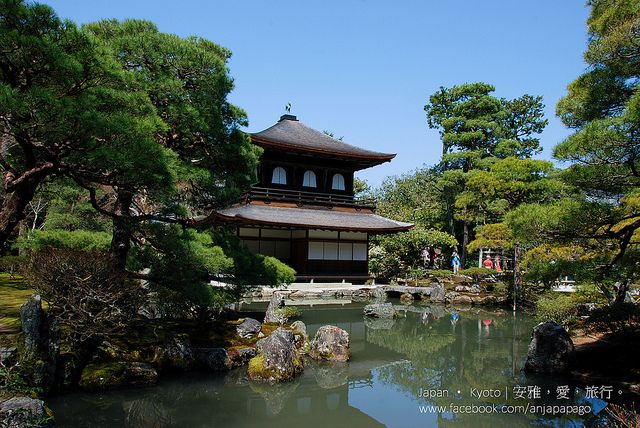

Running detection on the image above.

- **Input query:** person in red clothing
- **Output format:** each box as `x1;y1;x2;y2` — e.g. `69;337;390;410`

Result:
483;255;494;269
494;255;503;273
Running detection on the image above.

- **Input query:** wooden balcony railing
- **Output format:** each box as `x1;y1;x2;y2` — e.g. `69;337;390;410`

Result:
247;186;376;209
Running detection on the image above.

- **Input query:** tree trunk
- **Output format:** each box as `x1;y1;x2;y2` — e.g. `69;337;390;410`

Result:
461;220;469;267
513;243;523;311
0;177;40;251
612;279;630;305
446;198;455;236
110;190;133;270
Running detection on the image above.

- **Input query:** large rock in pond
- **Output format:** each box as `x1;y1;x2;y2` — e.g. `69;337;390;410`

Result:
363;302;397;319
79;361;158;391
264;292;287;325
193;347;232;371
0;396;51;428
400;293;415;304
524;321;574;374
20;295;44;359
371;286;387;302
430;284;446;303
290;320;309;351
248;327;302;383
237;317;262;338
309;325;350;362
162;333;194;370
290;320;307;336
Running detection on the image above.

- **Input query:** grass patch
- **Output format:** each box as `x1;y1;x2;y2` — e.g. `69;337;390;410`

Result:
0;273;33;334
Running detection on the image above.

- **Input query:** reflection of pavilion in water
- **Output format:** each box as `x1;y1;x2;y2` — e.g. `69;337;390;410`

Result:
241;304;405;427
50;304;562;427
240;303;532;427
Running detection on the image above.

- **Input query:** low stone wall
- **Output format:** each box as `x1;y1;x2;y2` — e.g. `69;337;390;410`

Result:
244;283;508;307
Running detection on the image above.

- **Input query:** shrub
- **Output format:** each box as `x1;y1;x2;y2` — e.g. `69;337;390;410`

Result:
605;403;640;427
0;360;35;396
24;248;145;345
535;293;582;326
279;306;302;319
588;302;640;333
459;267;494;282
428;269;453;279
0;256;26;277
15;229;112;252
260;256;296;285
492;281;509;295
535;285;607;327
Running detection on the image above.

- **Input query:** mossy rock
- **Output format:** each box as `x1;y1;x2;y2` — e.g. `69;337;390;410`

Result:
248;327;303;383
260;323;281;336
248;353;303;383
309;325;350;362
79;361;158;391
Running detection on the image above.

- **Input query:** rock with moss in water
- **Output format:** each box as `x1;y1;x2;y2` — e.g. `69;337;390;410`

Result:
309;325;350;362
0;396;53;427
227;346;257;367
400;293;414;304
264;292;287;324
363;302;397;319
236;317;262;338
290;320;309;351
248;327;303;383
290;320;307;337
161;333;195;370
79;361;158;391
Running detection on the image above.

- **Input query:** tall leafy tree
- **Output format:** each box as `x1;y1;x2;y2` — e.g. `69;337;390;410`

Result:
513;0;640;304
82;20;261;269
424;83;548;264
0;0;167;250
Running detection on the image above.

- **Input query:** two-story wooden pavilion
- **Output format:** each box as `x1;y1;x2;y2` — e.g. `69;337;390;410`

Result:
216;114;412;283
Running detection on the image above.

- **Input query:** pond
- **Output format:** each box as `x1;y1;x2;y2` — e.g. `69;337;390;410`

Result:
47;300;618;427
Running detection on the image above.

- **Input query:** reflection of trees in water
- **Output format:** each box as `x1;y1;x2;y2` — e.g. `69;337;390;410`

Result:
364;310;579;426
124;398;173;428
366;311;532;406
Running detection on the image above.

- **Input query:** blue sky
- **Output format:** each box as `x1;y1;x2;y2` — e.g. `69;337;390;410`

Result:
45;0;590;187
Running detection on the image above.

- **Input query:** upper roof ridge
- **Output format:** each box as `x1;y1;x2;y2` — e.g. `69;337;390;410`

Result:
251;116;396;166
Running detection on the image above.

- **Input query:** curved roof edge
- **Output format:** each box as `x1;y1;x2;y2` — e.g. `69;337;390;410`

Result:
213;203;413;234
251;115;396;164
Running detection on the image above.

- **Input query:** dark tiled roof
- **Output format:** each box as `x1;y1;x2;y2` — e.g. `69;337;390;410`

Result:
251;116;396;161
217;203;412;233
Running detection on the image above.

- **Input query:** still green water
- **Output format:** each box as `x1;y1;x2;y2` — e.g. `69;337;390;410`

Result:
48;300;614;427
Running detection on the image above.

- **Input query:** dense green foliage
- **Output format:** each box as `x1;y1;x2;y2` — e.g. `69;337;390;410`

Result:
535;285;607;327
0;0;168;248
507;0;640;304
423;83;554;266
1;1;294;330
372;84;558;282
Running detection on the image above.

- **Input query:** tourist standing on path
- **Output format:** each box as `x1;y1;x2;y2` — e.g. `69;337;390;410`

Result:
483;255;494;269
421;248;430;268
451;251;461;274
